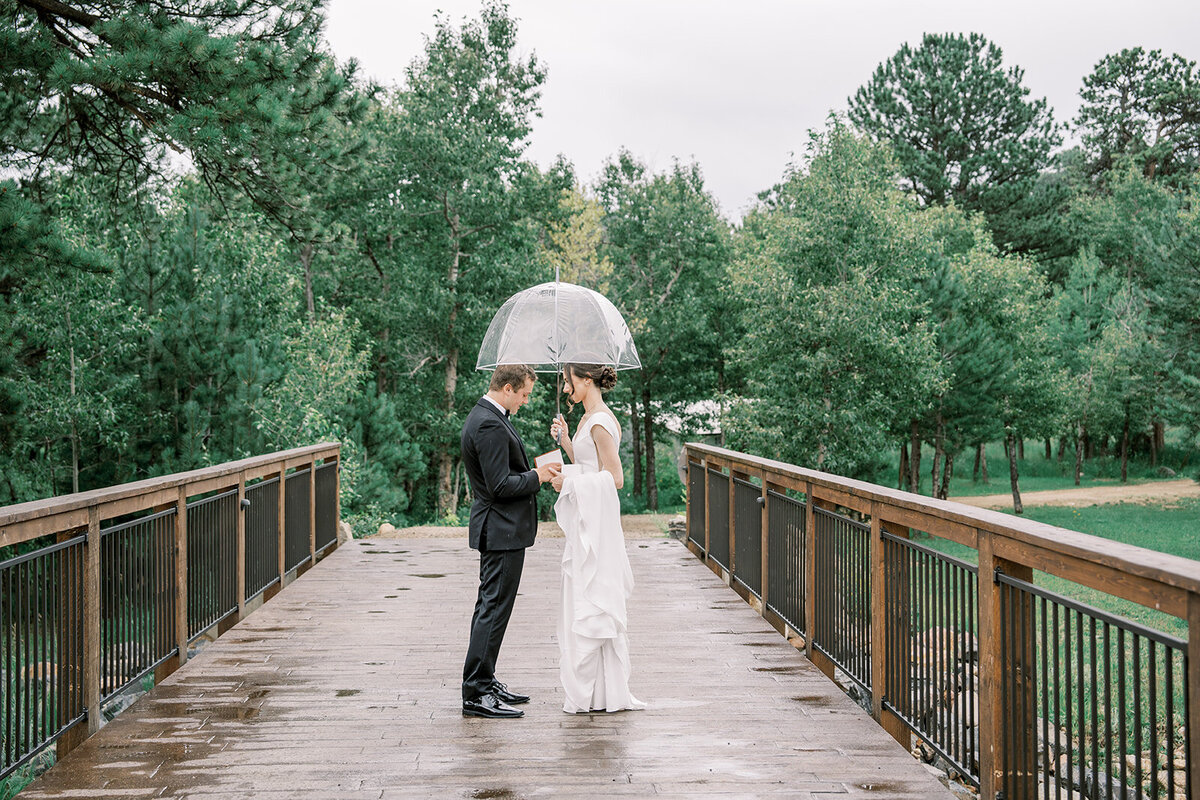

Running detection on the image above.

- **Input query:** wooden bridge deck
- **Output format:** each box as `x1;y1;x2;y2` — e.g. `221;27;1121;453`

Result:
20;536;952;799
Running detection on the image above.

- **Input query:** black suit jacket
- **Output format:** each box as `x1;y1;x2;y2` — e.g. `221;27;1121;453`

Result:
460;398;540;551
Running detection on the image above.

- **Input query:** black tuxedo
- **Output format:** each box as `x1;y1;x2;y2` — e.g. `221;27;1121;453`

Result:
461;399;540;550
460;397;541;701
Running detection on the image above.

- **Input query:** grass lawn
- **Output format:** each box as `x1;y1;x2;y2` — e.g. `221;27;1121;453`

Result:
912;498;1199;638
877;438;1197;498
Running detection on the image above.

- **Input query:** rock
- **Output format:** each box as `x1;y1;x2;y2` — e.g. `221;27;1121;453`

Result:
1155;466;1177;478
337;520;353;543
378;522;397;537
947;780;976;800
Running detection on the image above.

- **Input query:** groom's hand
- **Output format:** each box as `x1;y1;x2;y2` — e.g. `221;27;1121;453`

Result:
535;461;561;484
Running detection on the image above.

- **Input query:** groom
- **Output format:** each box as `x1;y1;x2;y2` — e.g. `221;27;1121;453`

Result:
460;364;560;718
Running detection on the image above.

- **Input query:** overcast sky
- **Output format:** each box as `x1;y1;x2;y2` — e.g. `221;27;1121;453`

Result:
324;1;1200;220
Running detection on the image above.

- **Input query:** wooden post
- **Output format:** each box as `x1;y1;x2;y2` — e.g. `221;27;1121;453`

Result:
804;483;817;661
277;466;287;587
703;458;711;559
235;472;246;619
308;460;316;564
871;507;910;748
760;478;770;616
84;506;102;734
727;467;738;585
978;531;1036;800
1188;591;1199;800
174;487;188;666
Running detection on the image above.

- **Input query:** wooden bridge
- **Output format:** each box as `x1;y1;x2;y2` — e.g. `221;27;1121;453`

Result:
1;443;1196;799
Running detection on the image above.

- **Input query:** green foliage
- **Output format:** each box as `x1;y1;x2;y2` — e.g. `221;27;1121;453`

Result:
728;119;941;477
329;1;571;519
1077;47;1200;184
848;32;1061;255
594;150;731;509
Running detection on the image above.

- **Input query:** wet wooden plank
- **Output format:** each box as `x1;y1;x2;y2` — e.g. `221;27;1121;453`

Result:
21;537;952;800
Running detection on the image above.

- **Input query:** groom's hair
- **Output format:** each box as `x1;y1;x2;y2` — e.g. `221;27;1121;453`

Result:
490;364;536;392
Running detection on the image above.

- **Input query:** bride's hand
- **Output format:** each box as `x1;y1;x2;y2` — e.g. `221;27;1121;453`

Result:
549;414;568;442
551;472;564;492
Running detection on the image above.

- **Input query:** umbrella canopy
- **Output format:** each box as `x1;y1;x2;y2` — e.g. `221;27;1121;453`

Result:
475;281;641;373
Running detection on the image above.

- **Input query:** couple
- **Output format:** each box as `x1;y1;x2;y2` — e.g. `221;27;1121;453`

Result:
460;362;645;719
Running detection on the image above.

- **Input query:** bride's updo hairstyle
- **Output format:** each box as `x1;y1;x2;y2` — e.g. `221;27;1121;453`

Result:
565;362;617;393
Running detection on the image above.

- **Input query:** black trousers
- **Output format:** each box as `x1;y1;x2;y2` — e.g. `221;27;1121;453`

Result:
462;546;526;701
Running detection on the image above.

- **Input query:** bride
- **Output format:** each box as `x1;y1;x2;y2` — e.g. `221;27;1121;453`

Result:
548;363;645;714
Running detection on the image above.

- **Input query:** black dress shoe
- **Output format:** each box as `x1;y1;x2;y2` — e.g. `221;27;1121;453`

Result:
462;692;524;719
490;680;529;705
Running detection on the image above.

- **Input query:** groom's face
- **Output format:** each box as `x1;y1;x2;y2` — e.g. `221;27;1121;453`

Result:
502;378;534;415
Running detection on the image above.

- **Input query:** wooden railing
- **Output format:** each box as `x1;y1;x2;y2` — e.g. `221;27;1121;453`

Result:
0;443;341;778
685;442;1198;800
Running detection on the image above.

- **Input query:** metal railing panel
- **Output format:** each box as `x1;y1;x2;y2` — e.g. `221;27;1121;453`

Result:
0;535;87;779
284;469;311;573
813;506;872;695
706;469;730;569
100;510;179;701
765;489;805;635
687;461;705;551
314;463;337;553
882;532;980;786
997;572;1190;800
244;477;280;601
732;477;762;596
186;491;238;642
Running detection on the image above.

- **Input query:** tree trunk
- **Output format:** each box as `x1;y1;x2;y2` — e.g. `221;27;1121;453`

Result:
1017;438;1024;460
931;411;944;499
67;303;79;494
1044;438;1051;460
300;242;315;320
909;420;921;494
1154;420;1165;454
643;388;657;510
898;442;909;491
1150;420;1160;467
630;392;643;498
980;444;989;484
972;443;981;483
1074;424;1085;486
939;452;954;500
1007;429;1023;515
437;237;462;518
1057;436;1066;463
1120;404;1130;484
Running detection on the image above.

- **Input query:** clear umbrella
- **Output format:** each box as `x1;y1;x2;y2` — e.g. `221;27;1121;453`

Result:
475;281;641;373
475;279;641;442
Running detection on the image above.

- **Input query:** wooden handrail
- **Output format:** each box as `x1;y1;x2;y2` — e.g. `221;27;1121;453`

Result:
0;444;343;776
686;442;1200;602
685;441;1199;800
0;442;340;548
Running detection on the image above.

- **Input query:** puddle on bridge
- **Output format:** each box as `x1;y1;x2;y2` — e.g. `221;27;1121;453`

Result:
470;789;519;800
335;689;361;697
413;573;446;578
751;665;803;674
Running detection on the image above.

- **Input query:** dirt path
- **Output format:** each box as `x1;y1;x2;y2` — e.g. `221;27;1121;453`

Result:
950;478;1200;509
373;512;679;540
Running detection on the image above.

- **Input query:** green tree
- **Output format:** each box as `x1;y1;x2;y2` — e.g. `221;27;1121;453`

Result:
728;120;941;477
848;32;1061;255
1077;47;1200;184
595;152;731;509
1;0;361;233
334;2;571;519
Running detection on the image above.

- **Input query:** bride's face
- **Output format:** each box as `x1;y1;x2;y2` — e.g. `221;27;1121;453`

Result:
563;369;586;403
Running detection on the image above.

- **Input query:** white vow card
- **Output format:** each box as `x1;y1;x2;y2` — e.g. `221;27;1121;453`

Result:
534;449;563;469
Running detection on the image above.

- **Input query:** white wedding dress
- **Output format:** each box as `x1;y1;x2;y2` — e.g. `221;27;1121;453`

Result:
554;412;645;713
